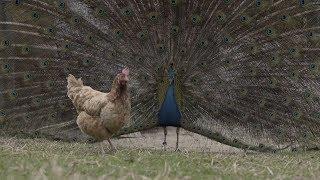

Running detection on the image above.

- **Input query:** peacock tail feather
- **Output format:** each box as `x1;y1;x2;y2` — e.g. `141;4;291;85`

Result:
0;0;319;151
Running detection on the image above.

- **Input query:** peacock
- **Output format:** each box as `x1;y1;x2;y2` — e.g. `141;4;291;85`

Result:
0;0;320;153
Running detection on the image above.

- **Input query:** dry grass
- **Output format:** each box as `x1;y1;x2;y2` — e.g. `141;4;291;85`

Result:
0;129;320;180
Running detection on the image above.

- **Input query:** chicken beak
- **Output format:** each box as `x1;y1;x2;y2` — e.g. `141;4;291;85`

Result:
124;75;129;82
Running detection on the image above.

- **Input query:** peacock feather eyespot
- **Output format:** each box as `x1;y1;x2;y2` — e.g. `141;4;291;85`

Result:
289;48;296;53
304;91;314;102
269;112;276;118
259;99;266;107
62;43;72;52
111;51;117;57
249;44;259;54
223;0;232;4
265;28;275;37
24;73;33;81
240;89;248;96
2;64;12;72
95;8;107;17
115;30;124;38
63;66;72;75
198;39;208;47
47;81;55;89
1;40;11;47
270;54;281;67
72;17;80;24
31;11;40;21
223;35;233;44
258;143;264;148
51;113;56;118
281;15;288;21
15;0;22;5
156;44;166;53
304;91;311;98
299;0;305;6
171;26;180;36
10;90;18;99
40;59;49;68
148;12;160;22
269;78;278;88
225;59;231;65
255;0;261;7
136;30;148;40
233;139;238;144
0;112;5;124
21;46;31;55
240;15;246;22
309;63;317;70
82;59;91;67
289;70;300;80
191;14;203;25
293;111;302;119
288;47;301;58
216;11;226;23
121;7;133;17
180;47;187;54
87;34;98;45
33;97;42;106
56;1;66;10
313;112;320;119
0;111;5;117
170;0;179;6
240;15;251;24
45;26;56;36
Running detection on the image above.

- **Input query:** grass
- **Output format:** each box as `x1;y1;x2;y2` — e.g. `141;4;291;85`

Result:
0;137;320;180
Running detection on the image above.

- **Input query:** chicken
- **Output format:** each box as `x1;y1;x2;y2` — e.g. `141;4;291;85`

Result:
67;68;131;152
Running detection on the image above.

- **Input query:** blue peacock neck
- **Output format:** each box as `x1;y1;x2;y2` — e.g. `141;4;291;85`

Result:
158;66;182;127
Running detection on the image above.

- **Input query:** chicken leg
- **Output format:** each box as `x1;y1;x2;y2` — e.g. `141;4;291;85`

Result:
100;142;106;155
107;139;117;152
99;140;116;155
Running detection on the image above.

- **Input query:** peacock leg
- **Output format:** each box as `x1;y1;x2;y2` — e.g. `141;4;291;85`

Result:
107;139;117;152
175;127;180;152
163;126;167;150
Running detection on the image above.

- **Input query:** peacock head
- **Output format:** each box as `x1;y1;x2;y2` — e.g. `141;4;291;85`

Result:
117;67;129;86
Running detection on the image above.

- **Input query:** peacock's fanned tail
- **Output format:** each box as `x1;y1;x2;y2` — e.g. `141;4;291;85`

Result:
0;0;319;151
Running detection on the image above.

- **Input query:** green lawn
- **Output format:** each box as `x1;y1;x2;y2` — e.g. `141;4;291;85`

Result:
0;137;319;180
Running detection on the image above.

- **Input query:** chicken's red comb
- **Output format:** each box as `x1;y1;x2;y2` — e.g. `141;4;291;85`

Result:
122;68;129;76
